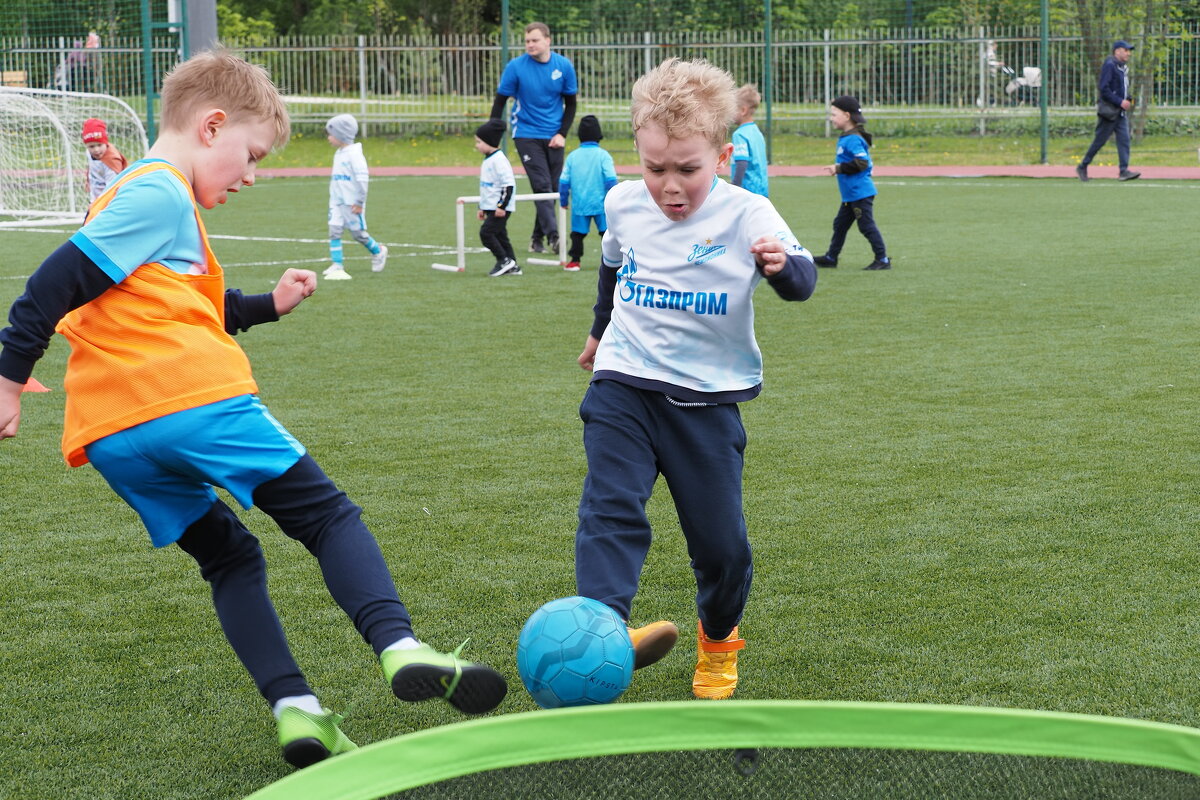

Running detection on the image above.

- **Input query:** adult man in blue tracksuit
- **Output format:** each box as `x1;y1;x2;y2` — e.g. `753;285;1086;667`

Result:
490;21;578;255
1077;40;1140;182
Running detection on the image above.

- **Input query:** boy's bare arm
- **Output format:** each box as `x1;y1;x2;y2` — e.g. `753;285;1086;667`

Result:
578;335;600;372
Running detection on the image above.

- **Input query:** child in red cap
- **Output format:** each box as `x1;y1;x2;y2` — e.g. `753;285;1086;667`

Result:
82;118;128;202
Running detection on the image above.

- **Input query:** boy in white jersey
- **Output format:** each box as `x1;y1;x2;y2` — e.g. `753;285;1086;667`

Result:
474;119;520;277
323;114;387;280
575;58;817;700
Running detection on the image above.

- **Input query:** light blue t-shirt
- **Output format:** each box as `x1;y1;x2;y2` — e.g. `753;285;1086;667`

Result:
560;143;617;216
70;158;204;281
497;52;578;139
731;122;769;198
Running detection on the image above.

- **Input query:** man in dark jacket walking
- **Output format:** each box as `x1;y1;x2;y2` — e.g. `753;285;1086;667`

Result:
1077;40;1140;182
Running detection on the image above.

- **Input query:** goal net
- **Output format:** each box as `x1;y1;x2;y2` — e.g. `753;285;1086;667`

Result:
0;86;147;226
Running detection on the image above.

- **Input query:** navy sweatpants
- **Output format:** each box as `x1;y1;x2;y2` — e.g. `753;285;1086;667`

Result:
1080;113;1131;171
575;379;752;640
175;454;414;706
826;195;887;262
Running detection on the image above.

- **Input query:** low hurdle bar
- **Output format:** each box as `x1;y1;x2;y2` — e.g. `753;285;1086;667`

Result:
432;192;568;272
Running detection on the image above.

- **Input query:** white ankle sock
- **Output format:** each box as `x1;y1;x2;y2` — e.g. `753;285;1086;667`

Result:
382;636;421;653
273;694;323;719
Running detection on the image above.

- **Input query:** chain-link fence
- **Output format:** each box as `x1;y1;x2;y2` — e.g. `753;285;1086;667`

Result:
4;24;1199;139
233;26;1200;138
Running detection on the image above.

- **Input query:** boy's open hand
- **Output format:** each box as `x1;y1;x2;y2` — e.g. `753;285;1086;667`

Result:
274;269;317;316
0;376;23;440
750;235;788;276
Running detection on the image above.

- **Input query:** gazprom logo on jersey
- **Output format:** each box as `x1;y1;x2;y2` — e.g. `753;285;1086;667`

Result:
618;248;728;316
687;241;727;265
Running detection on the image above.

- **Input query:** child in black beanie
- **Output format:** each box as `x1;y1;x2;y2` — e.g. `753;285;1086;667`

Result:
474;119;521;276
814;95;891;271
558;114;617;271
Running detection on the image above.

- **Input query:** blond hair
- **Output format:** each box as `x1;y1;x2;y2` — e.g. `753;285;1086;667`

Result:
159;48;290;149
736;83;762;111
630;58;737;148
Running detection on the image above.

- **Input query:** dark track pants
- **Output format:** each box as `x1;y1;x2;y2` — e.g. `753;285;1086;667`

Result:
826;195;887;262
575;379;751;640
1080;113;1131;171
176;454;414;706
514;137;563;244
480;210;515;264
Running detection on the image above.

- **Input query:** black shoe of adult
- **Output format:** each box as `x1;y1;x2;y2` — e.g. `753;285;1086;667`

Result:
546;235;559;254
1075;165;1089;182
1119;170;1141;181
529;238;545;253
813;255;838;268
864;259;892;271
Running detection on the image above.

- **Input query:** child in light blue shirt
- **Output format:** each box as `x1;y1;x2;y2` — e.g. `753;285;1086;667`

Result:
558;115;617;271
730;85;768;197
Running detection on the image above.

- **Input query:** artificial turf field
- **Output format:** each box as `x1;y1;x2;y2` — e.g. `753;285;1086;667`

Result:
1;173;1198;798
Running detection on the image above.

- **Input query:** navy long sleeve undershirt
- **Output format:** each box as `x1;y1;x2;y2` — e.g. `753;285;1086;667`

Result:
0;241;279;385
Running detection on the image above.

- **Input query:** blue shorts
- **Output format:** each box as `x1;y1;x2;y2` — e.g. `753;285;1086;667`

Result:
571;212;607;236
85;395;306;548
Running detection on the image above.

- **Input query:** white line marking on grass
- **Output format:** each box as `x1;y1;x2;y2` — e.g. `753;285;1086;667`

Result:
221;248;485;268
207;234;464;251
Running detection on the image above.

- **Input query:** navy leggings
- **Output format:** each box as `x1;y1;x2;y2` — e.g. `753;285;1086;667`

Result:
175;454;413;706
575;379;752;640
826;195;887;262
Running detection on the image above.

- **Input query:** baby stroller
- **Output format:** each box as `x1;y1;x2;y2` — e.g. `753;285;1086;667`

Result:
1002;65;1042;106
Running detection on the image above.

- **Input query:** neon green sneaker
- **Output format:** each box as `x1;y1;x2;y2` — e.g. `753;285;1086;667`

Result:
276;707;357;769
381;641;507;715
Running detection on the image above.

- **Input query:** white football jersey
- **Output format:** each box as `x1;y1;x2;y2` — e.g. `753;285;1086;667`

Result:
329;142;369;208
596;178;809;394
479;150;516;212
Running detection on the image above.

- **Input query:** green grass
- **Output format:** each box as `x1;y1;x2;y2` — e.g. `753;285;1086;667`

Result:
2;174;1199;798
264;130;1200;169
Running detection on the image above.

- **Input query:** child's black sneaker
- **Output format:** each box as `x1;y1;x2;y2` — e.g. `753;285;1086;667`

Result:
864;258;891;270
813;255;837;268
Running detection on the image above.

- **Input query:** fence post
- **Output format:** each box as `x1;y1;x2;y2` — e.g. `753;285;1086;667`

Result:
978;27;987;136
823;29;831;137
358;34;368;136
644;30;653;75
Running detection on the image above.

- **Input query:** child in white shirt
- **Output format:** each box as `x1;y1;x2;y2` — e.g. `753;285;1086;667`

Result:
475;119;520;277
323;114;387;280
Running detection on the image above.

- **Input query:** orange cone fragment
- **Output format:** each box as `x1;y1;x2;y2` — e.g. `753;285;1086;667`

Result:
22;377;51;393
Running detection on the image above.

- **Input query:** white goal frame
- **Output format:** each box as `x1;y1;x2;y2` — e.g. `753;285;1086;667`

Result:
432;192;568;272
0;87;148;227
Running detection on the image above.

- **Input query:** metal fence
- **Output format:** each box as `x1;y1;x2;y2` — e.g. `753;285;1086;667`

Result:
4;25;1200;137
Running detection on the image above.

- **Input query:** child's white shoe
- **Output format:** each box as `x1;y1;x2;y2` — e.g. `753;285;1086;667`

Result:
324;266;352;280
371;245;389;273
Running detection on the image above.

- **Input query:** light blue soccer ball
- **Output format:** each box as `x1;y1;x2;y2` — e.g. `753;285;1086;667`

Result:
517;596;635;709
